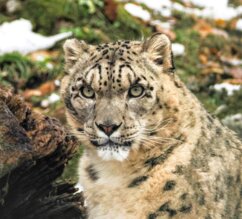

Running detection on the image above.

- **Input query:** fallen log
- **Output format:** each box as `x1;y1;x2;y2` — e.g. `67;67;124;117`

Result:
0;87;86;219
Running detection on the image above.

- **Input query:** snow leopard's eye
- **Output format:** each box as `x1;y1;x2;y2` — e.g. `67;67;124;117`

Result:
80;86;95;99
128;85;144;98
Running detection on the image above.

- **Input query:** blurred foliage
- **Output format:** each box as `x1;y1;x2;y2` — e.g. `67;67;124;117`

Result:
229;0;242;7
221;88;242;117
7;0;151;42
0;52;62;91
60;145;83;182
175;29;201;77
0;53;32;89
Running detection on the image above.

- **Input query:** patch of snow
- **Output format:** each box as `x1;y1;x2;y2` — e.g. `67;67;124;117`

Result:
172;43;185;56
135;0;172;10
6;0;21;13
48;93;60;103
180;0;242;20
0;18;72;55
46;63;53;69
213;83;241;96
133;0;242;21
54;79;61;87
41;100;49;108
183;0;229;9
150;20;172;29
41;93;60;108
135;0;172;17
221;56;242;66
124;3;151;21
34;54;45;62
236;19;242;31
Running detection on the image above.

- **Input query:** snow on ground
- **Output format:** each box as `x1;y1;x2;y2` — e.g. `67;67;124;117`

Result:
183;0;229;9
172;43;185;56
124;0;240;58
236;19;242;31
213;83;241;96
150;20;172;30
134;0;173;17
0;18;72;55
124;3;151;21
132;0;242;20
41;93;60;108
176;2;242;20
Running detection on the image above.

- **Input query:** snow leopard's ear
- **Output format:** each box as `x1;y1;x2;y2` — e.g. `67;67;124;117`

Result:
142;33;175;73
63;39;90;73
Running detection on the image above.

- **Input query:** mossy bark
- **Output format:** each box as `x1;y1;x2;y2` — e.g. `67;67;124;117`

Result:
0;87;86;219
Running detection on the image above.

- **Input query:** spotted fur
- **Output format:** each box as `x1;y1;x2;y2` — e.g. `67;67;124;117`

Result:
61;34;242;219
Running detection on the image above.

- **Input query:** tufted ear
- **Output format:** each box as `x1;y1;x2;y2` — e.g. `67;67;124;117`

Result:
142;33;175;73
63;38;90;73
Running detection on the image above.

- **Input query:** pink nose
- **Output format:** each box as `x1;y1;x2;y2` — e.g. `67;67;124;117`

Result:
95;123;121;136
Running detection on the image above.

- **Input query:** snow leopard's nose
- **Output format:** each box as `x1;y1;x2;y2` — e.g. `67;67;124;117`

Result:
95;122;122;136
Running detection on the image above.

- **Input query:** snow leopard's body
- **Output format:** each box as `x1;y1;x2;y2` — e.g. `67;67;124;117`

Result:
61;34;242;219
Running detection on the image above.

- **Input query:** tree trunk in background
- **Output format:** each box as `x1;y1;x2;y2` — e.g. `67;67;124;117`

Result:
0;87;86;219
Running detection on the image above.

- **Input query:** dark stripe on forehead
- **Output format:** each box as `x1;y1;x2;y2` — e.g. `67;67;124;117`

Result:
125;65;135;75
131;77;141;86
85;63;102;85
96;64;102;82
127;73;132;85
127;66;136;85
118;64;126;73
89;71;95;85
118;64;136;85
84;64;97;78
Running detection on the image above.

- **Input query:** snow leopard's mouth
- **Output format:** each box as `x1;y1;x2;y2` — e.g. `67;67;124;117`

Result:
90;139;133;161
90;139;133;148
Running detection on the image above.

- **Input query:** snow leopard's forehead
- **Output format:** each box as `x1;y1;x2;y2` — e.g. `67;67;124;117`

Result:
62;34;175;116
69;40;157;94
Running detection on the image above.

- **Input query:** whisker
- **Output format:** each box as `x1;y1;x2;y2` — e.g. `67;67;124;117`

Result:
142;117;174;132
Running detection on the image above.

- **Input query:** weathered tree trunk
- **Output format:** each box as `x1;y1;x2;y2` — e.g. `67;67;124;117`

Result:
0;87;86;219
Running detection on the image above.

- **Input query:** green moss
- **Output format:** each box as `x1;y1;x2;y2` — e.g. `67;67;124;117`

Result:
221;88;242;117
195;90;227;114
201;34;230;58
172;11;203;82
114;5;152;40
19;0;80;34
229;0;242;7
0;52;63;91
0;53;33;90
173;11;196;29
175;29;201;79
195;88;242;119
60;145;83;182
60;26;101;43
0;14;10;24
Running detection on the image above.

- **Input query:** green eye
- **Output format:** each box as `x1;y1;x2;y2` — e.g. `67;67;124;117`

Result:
128;85;144;98
80;86;95;99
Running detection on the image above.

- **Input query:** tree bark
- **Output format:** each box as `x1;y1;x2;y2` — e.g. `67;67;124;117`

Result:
0;87;86;219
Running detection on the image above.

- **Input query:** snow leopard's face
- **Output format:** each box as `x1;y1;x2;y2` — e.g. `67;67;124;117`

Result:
61;34;175;161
